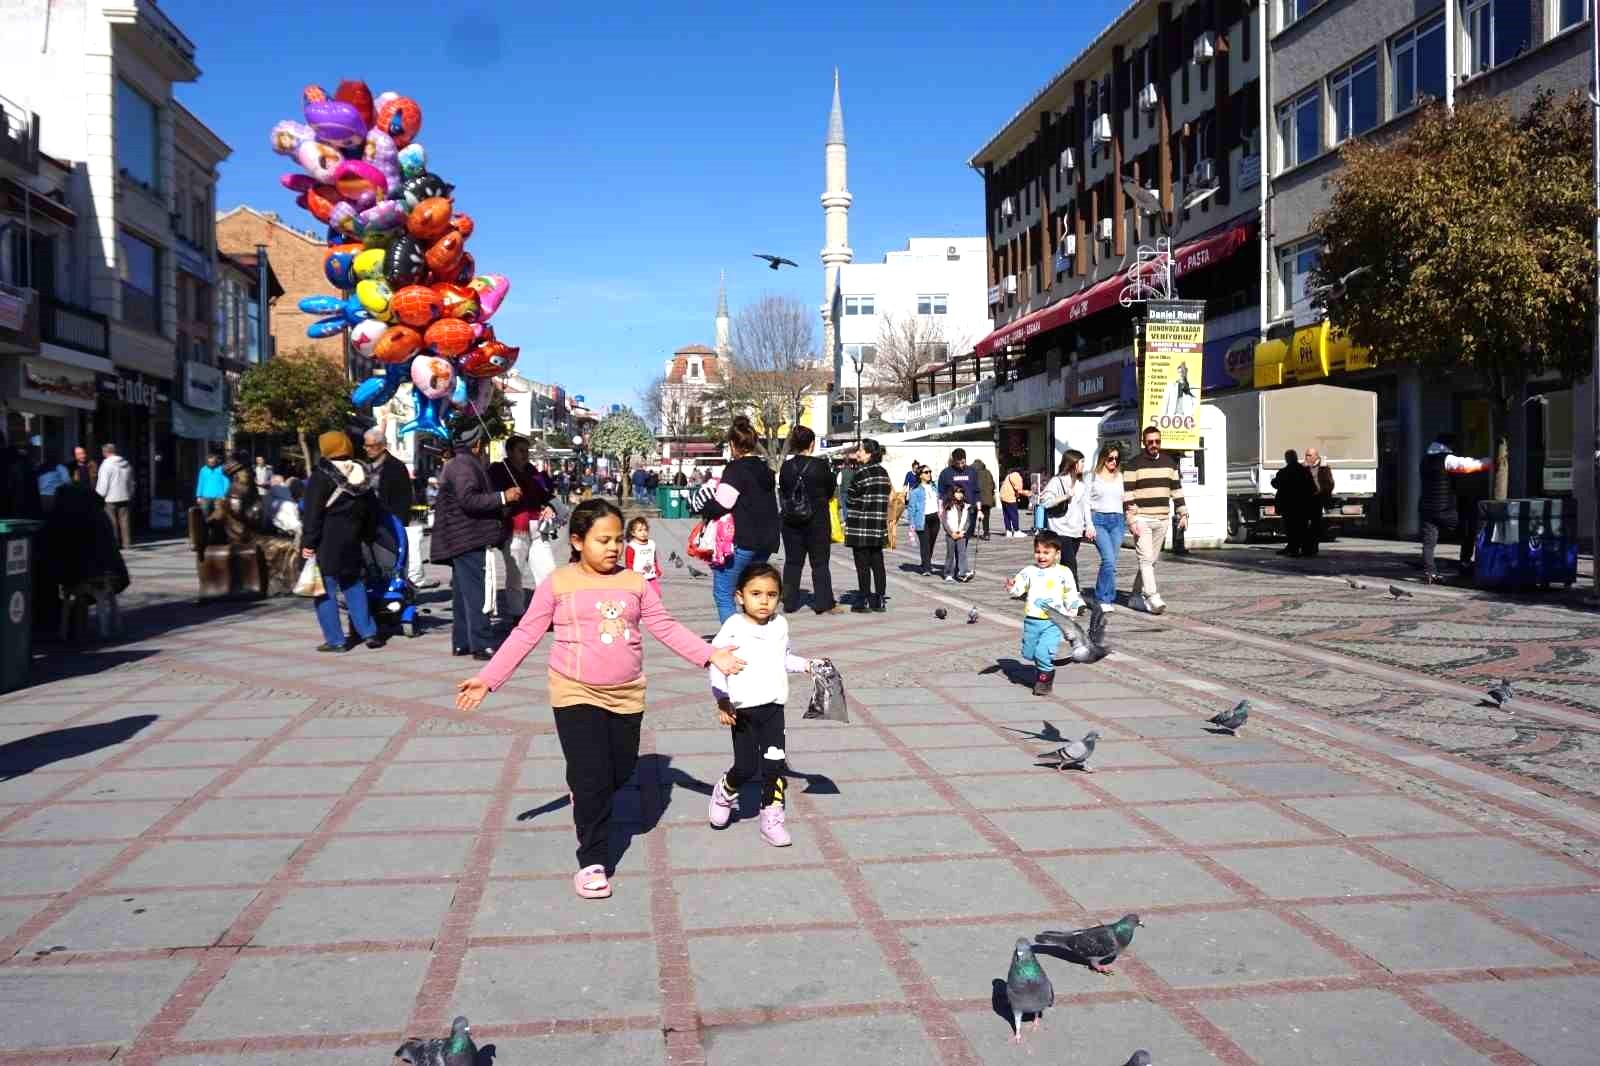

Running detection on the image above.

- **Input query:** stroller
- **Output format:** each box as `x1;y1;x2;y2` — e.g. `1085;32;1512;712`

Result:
362;506;420;638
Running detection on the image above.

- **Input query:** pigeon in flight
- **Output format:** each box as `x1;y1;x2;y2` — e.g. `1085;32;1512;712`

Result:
1036;913;1142;975
754;253;799;270
1208;699;1250;734
966;606;980;624
395;1015;476;1066
1388;583;1413;599
688;564;708;579
1005;937;1054;1043
1484;678;1514;708
1040;603;1107;663
1342;575;1367;590
1045;730;1099;772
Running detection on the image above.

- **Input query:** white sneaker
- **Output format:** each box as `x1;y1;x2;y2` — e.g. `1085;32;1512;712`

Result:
1147;595;1167;615
1098;602;1116;614
944;576;955;583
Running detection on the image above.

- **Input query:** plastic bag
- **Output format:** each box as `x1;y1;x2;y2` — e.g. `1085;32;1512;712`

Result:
804;657;849;722
292;558;324;598
828;498;845;544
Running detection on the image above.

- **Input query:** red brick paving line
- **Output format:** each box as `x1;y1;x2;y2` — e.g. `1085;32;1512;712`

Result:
109;713;430;1066
922;684;1576;1065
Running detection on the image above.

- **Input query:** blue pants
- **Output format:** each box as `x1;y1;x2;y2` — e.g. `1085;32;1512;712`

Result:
1090;511;1125;604
712;547;770;624
314;574;377;646
1021;617;1062;674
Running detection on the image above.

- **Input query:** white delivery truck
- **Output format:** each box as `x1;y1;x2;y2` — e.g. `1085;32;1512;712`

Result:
1210;384;1378;542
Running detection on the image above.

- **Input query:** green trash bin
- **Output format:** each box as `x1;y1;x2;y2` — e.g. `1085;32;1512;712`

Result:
0;519;44;694
664;489;686;519
654;484;669;512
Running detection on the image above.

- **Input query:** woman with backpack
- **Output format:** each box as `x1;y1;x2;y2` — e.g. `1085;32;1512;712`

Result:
699;417;780;624
777;426;839;614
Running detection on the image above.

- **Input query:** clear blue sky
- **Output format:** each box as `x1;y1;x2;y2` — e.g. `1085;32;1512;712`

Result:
166;0;1130;411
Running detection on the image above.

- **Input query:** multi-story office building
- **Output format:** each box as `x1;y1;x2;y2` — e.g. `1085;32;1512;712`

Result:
170;102;229;492
1261;0;1592;534
964;0;1263;473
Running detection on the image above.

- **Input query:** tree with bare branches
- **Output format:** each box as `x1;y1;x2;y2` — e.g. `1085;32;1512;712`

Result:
873;313;972;401
712;294;824;467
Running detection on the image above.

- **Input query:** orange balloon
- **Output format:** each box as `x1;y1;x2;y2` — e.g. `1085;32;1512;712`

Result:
450;213;475;239
424;317;475;358
432;283;480;321
406;197;453;241
390;284;443;328
423;231;464;278
372;324;423;364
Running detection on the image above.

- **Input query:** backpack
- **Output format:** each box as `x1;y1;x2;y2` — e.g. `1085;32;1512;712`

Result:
782;458;815;526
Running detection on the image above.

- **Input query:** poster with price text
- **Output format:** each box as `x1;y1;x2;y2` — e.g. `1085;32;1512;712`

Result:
1140;299;1206;450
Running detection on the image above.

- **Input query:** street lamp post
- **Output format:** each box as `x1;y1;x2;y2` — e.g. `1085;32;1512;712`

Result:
850;351;864;442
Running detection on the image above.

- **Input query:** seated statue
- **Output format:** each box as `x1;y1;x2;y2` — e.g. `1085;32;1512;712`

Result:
208;458;300;594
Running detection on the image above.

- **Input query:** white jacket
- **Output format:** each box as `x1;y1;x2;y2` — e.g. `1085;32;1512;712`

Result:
1037;475;1087;537
95;455;134;503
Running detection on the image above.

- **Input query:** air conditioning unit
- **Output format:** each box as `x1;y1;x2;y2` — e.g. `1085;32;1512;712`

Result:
1001;196;1016;218
946;244;959;259
1192;158;1218;186
1061;234;1077;257
1059;147;1076;173
1091;114;1113;145
1193;32;1216;63
1138;84;1159;112
1002;274;1019;294
1096;217;1114;241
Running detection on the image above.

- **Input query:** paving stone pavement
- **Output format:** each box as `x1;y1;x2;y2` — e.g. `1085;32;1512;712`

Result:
0;522;1597;1065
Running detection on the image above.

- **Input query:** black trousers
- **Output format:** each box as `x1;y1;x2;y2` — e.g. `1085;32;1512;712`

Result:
1060;535;1082;589
722;701;786;808
553;703;643;871
979;506;993;537
852;546;886;606
1420;511;1460;575
1281;505;1309;555
781;518;835;613
916;517;940;571
449;547;494;653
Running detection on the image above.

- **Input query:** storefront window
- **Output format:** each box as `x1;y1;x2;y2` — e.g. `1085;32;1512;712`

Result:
246;297;261;363
116;79;160;191
119;230;161;333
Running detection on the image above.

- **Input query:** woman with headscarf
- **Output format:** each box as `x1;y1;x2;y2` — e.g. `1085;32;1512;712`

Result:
300;430;382;651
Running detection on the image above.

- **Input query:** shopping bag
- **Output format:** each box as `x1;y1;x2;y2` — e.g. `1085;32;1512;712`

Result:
828;498;845;544
527;536;558;588
803;657;849;723
292;558;324;598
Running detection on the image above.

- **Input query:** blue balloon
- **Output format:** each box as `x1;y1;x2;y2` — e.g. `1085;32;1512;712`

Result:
300;292;368;339
351;362;409;408
399;393;450;440
449;372;468;409
298;294;344;315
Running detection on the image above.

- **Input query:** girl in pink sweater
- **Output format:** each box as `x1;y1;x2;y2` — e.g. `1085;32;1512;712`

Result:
458;500;745;900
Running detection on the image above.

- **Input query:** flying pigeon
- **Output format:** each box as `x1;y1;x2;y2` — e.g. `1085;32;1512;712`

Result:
394;1015;476;1066
1121;1053;1153;1066
753;253;799;270
1036;913;1143;975
1388;583;1413;599
934;607;948;620
1485;678;1514;708
669;551;684;568
1005;937;1054;1043
1343;575;1367;590
966;606;979;624
1040;603;1107;663
1208;699;1250;734
1045;730;1100;772
688;564;708;579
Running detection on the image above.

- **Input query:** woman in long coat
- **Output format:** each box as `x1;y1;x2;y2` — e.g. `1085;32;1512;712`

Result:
843;438;891;613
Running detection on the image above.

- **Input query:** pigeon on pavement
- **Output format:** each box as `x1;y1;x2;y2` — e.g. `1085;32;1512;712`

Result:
934;607;948;620
1036;913;1142;975
1343;575;1367;590
1044;730;1100;772
1120;1053;1153;1066
966;606;980;624
1208;699;1250;734
394;1015;475;1066
1388;583;1413;599
669;551;684;568
1485;678;1514;708
688;564;708;579
1005;937;1054;1043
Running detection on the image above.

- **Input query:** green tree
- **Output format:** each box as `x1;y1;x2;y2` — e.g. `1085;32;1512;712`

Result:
234;349;351;472
1314;92;1595;498
587;410;657;496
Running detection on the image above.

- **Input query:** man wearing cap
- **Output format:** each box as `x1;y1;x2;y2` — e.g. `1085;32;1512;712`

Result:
431;424;521;660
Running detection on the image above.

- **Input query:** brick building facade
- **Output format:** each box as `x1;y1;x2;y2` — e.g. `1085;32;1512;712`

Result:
215;205;344;370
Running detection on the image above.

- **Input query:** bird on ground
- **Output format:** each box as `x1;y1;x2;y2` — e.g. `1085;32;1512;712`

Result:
1044;730;1100;773
753;253;799;270
1485;678;1514;708
669;551;684;568
1342;575;1367;590
1036;913;1143;975
1208;699;1250;734
1005;937;1054;1043
934;607;948;620
1388;583;1413;599
394;1015;475;1066
688;564;707;579
967;606;980;624
1120;1053;1153;1066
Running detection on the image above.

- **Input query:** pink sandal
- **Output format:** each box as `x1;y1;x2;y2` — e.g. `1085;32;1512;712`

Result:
574;864;611;899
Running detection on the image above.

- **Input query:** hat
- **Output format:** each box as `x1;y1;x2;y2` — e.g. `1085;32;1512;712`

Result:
318;430;353;460
450;423;484;449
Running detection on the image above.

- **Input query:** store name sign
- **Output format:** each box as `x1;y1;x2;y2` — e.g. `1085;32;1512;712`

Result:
97;372;167;408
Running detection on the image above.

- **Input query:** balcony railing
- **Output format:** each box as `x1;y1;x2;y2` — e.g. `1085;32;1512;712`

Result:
901;377;995;429
0;92;39;173
42;299;110;357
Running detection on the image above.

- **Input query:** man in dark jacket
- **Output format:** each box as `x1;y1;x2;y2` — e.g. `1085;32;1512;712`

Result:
1303;446;1336;555
363;427;435;589
936;448;979;535
431;424;520;659
1419;433;1492;583
1272;450;1316;557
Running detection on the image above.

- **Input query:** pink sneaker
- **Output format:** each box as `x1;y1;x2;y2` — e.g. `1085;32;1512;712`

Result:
759;804;791;847
708;777;736;828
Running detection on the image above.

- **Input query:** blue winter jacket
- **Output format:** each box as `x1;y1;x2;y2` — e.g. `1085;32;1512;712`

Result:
905;482;938;529
195;465;229;500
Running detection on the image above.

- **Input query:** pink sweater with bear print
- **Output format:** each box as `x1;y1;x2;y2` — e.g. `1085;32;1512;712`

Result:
475;564;712;713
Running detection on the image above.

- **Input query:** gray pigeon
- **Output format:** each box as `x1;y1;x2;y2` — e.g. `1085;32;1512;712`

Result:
934;607;948;620
1388;583;1413;599
1005;937;1053;1043
1085;595;1107;647
1121;1053;1153;1066
1208;699;1250;733
669;551;684;568
966;606;979;624
688;564;708;579
394;1015;475;1066
1036;913;1142;974
1045;730;1099;772
1041;603;1107;663
1485;678;1514;708
1343;575;1367;590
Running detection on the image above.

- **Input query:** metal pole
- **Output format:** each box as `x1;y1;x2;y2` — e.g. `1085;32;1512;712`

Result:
854;358;863;442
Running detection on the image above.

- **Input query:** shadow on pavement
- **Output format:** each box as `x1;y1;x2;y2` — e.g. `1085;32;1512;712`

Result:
23;648;163;687
982;658;1037;688
0;715;158;779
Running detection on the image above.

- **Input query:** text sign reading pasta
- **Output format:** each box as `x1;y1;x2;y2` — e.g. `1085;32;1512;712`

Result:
1141;300;1206;450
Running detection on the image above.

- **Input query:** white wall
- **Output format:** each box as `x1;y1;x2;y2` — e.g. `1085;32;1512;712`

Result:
834;237;991;390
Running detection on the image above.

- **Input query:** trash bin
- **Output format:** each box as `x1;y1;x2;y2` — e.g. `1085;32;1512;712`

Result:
1474;498;1578;590
655;484;669;513
0;519;44;693
664;489;686;519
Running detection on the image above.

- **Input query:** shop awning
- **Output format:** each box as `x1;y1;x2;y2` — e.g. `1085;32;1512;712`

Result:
1254;321;1373;388
973;222;1255;358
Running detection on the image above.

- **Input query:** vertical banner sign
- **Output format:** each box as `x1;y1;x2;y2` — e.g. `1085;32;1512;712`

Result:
1141;300;1207;450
